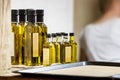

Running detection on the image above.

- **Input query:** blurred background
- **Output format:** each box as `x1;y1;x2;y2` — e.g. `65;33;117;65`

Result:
11;0;100;61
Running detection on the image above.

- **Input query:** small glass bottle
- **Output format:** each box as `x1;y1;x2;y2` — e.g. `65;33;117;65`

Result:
61;33;72;64
69;33;77;62
52;33;60;63
43;34;55;66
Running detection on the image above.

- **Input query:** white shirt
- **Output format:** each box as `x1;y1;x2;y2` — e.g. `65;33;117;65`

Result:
81;18;120;62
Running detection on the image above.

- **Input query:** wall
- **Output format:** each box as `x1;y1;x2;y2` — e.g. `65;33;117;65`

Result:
11;0;74;33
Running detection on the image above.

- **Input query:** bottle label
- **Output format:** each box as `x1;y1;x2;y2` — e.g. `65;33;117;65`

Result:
43;48;50;65
65;46;71;62
33;33;39;57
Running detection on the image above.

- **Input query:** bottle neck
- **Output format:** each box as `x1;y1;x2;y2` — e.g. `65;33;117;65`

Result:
63;36;68;42
47;38;51;43
57;36;62;43
70;36;74;41
52;37;56;42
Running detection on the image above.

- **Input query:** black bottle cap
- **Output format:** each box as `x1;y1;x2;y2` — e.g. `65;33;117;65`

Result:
69;33;74;36
56;33;62;36
12;10;18;15
27;10;35;23
19;9;26;22
27;9;35;15
36;9;44;16
11;10;18;22
64;33;68;36
47;34;51;38
61;32;65;36
36;9;44;22
19;9;26;15
52;33;56;37
26;9;34;21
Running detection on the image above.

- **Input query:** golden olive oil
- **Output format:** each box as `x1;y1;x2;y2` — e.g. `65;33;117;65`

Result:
43;34;55;66
11;10;19;65
60;33;72;64
32;24;40;66
52;33;60;63
18;9;26;64
69;33;77;62
24;10;35;66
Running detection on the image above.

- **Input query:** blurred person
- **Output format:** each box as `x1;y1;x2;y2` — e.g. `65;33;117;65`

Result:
81;0;120;62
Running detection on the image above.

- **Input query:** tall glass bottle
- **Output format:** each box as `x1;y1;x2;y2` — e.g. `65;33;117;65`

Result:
36;10;47;64
11;10;19;65
43;34;55;66
69;33;77;62
18;9;26;64
61;33;72;64
52;33;60;63
24;10;35;66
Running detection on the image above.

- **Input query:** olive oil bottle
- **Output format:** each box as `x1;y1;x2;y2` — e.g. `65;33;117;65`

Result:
18;9;26;64
43;34;55;66
11;10;19;65
69;33;77;62
36;10;47;64
61;33;72;64
32;22;40;66
24;10;35;66
52;33;60;63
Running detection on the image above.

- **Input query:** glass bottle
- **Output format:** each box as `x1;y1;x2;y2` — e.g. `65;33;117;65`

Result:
69;33;77;62
61;33;72;64
18;9;26;64
24;10;35;66
11;10;19;65
36;10;46;65
52;33;60;63
43;34;55;66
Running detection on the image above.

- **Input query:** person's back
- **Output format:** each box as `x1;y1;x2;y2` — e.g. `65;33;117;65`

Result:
81;0;120;62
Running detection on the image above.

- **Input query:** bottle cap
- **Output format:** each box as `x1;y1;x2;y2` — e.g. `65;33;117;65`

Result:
11;10;18;22
52;33;56;37
19;9;26;15
47;34;51;38
61;32;65;36
19;9;26;22
27;9;35;15
69;33;74;36
36;9;44;16
64;33;68;36
56;33;62;36
12;10;18;16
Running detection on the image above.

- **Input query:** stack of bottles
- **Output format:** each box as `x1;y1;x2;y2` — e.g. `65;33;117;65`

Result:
11;9;77;66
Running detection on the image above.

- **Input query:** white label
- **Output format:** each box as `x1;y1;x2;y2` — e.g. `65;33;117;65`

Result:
43;48;50;65
33;33;39;57
65;46;71;62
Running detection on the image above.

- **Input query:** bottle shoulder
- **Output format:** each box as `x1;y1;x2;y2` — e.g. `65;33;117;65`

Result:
37;23;47;27
43;42;55;48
